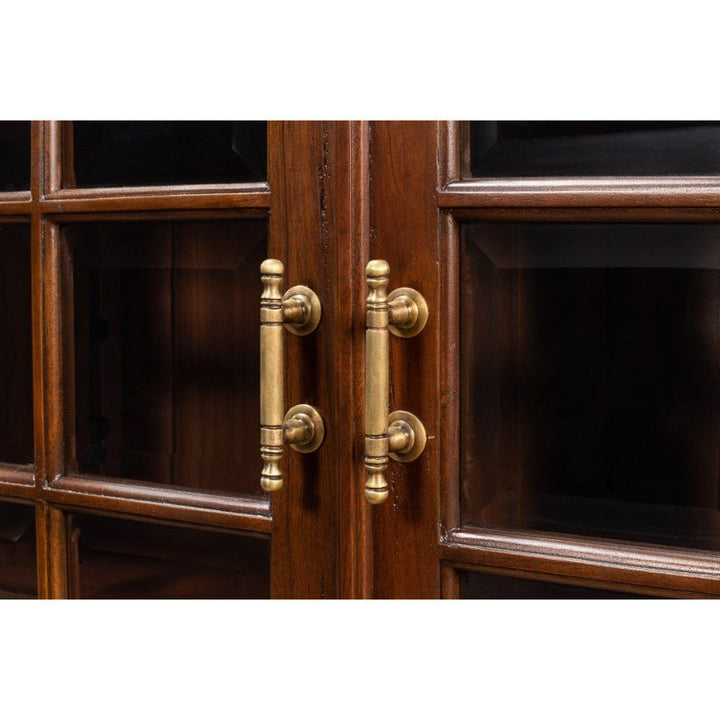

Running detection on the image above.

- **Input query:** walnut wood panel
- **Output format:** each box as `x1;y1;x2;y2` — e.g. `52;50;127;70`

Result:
368;122;441;598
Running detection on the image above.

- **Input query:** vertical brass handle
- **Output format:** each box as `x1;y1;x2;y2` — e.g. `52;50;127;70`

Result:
364;260;428;504
260;259;324;492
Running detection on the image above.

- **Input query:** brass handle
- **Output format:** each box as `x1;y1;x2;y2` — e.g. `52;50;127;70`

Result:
364;260;428;504
260;259;324;492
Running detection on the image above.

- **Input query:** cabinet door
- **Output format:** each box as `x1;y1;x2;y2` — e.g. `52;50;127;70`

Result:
0;121;357;598
366;121;720;598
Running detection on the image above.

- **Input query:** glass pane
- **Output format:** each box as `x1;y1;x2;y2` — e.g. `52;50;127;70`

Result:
71;121;266;187
0;224;33;466
71;513;269;598
462;223;720;550
0;502;37;598
469;122;720;177
0;122;30;191
68;220;265;495
460;571;646;599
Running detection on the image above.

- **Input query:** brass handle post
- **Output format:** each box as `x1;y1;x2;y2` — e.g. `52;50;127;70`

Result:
364;260;428;504
260;259;324;493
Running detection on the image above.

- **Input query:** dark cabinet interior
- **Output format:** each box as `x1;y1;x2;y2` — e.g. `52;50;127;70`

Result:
461;223;720;551
69;121;267;187
0;223;33;466
66;220;266;495
0;122;30;191
0;501;37;598
459;570;647;599
68;512;269;599
469;121;720;176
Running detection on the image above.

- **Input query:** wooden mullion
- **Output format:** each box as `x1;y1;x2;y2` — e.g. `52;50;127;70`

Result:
0;465;34;485
0;194;32;214
60;122;75;191
43;220;65;484
34;123;68;597
440;562;460;599
0;476;36;500
40;185;271;214
43;121;63;196
31;124;45;483
440;177;720;208
439;209;461;538
47;505;69;598
442;528;720;596
46;475;272;534
35;502;68;598
35;501;50;598
447;206;720;222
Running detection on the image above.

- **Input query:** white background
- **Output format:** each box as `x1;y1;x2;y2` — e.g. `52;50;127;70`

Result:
1;2;718;718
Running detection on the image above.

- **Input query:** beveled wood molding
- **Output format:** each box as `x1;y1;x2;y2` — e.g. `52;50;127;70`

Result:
442;206;720;222
0;194;32;214
48;475;272;534
0;464;35;488
41;183;271;213
439;177;720;208
442;527;720;595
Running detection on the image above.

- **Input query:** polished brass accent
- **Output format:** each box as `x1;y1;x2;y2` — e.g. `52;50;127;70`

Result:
364;260;428;505
387;287;428;338
387;410;427;462
285;404;325;453
260;259;324;493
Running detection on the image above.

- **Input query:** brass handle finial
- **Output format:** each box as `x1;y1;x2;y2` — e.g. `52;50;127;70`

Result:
364;260;428;505
260;259;324;493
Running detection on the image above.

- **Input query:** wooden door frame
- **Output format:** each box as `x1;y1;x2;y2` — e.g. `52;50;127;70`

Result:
367;120;720;598
0;121;373;598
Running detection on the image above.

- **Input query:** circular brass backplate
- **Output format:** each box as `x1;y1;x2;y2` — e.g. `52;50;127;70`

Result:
283;285;322;336
387;287;428;338
388;410;427;463
285;404;325;454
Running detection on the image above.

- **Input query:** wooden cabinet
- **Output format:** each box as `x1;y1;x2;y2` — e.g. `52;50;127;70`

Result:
1;121;719;598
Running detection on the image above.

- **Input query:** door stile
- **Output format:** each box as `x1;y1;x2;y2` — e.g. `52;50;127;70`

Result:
268;122;364;597
368;122;443;598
